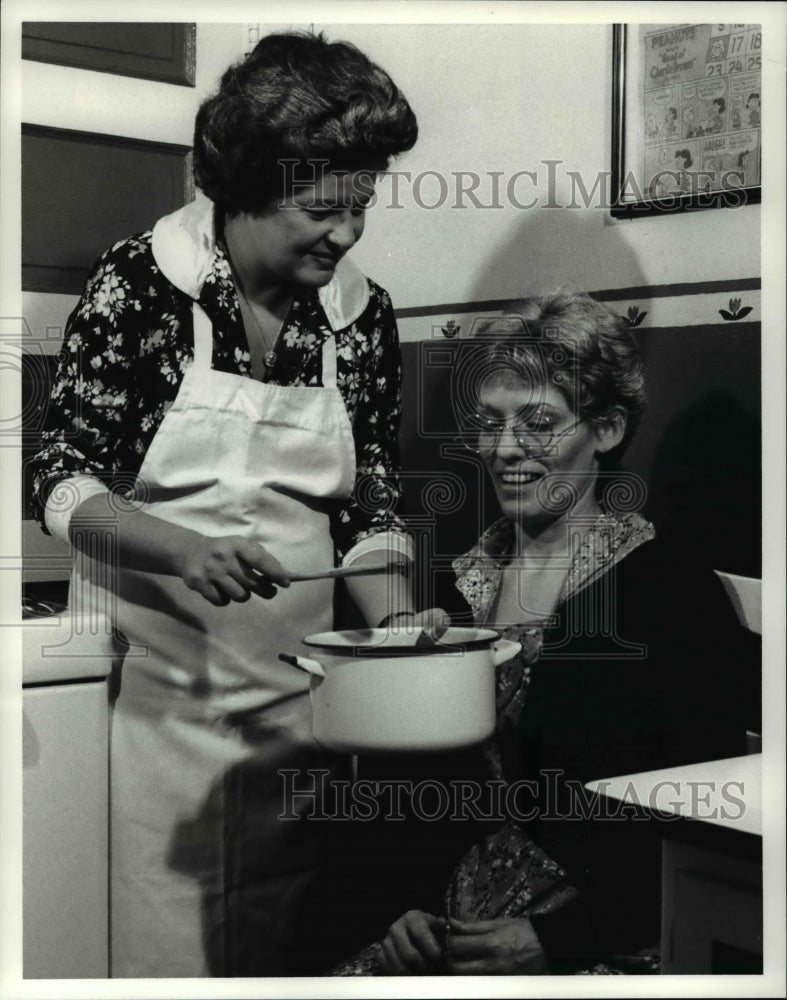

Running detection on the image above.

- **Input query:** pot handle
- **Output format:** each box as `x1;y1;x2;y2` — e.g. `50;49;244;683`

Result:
278;653;326;679
491;638;522;666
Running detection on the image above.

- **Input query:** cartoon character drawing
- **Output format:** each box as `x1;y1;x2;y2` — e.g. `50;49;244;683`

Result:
648;173;674;200
709;39;726;59
702;155;721;192
746;92;760;127
645;113;659;140
731;95;744;130
662;106;679;139
733;148;751;186
673;148;693;194
700;97;726;135
682;106;697;139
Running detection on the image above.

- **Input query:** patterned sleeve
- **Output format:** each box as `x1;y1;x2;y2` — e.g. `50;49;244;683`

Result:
332;283;411;560
28;235;173;531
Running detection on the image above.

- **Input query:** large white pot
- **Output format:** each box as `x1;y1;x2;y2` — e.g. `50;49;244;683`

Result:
281;627;521;753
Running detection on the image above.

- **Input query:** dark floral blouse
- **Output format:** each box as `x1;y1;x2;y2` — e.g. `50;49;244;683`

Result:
29;231;408;559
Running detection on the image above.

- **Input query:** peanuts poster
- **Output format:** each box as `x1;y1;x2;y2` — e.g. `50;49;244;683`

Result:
641;23;761;198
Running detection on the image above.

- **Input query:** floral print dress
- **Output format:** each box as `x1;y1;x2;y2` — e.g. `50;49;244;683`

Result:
334;511;661;976
449;511;659;974
29;207;408;560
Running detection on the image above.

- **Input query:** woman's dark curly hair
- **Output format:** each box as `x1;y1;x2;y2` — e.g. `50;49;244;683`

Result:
193;31;418;214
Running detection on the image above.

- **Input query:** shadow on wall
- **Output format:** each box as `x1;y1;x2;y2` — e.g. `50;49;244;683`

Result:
466;205;649;303
398;207;761;592
399;207;648;586
647;390;761;577
629;325;761;577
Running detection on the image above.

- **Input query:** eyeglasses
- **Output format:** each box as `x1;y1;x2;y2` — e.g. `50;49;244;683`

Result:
459;415;584;458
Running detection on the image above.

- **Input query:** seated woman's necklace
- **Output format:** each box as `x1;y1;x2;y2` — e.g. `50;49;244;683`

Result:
223;238;289;374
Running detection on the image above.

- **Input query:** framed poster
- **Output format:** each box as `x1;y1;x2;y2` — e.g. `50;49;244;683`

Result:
611;23;762;217
22;21;196;86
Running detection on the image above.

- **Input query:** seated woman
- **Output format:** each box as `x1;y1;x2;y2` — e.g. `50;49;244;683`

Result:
335;289;750;976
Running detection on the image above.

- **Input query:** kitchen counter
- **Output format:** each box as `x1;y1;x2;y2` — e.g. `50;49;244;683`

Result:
585;753;761;836
23;611;115;685
586;755;763;974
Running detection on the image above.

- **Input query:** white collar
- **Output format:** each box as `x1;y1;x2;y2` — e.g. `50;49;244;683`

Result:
150;196;370;331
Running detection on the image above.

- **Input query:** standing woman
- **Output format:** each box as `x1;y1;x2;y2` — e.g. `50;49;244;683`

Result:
29;32;420;977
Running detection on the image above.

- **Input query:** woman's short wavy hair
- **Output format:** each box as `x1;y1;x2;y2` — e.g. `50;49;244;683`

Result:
193;31;418;214
470;289;647;460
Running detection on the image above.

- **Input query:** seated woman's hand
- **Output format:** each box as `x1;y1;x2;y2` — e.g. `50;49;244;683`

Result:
445;917;548;975
378;910;447;975
180;535;291;606
380;608;450;641
410;606;450;642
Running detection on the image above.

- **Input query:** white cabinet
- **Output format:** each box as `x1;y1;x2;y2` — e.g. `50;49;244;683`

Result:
22;615;113;978
661;838;762;973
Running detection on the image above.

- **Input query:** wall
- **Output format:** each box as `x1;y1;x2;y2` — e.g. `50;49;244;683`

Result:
20;21;762;330
312;22;761;575
16;20;762;576
316;23;760;308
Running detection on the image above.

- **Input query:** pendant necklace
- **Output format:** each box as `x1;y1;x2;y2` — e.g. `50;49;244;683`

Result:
223;236;286;372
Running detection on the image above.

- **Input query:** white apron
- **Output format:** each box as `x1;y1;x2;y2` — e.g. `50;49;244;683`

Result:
105;304;355;977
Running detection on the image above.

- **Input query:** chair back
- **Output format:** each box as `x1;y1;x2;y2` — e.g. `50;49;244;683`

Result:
714;570;762;634
715;570;762;754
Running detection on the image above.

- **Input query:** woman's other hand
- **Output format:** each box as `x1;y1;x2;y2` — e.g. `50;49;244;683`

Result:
410;606;450;642
180;535;291;605
378;910;447;975
379;607;450;638
445;917;548;975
